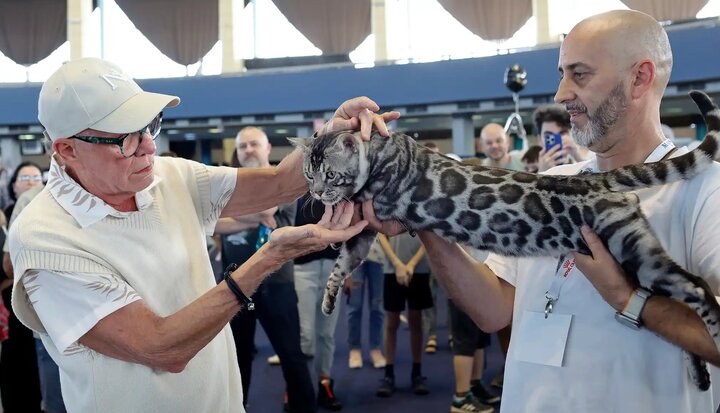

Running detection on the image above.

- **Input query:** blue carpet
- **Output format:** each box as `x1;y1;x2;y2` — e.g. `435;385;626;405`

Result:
244;287;504;413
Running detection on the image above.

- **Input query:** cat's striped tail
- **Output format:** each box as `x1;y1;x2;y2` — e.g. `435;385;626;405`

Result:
602;90;720;191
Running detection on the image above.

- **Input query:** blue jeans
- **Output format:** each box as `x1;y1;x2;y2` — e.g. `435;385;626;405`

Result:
294;259;341;378
35;338;65;413
347;260;384;350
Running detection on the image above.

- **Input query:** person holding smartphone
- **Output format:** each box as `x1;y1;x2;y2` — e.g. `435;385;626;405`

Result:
533;104;591;172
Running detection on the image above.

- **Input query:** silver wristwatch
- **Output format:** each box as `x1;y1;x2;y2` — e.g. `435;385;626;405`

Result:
615;288;652;329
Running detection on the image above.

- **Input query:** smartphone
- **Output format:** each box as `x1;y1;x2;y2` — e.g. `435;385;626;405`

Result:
544;132;564;153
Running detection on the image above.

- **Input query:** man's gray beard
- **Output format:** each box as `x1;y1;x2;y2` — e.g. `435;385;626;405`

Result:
239;159;261;168
571;81;627;150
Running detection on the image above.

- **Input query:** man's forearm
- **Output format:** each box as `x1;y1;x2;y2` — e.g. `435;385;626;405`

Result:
81;245;282;372
408;245;425;268
222;150;308;218
418;231;513;332
642;296;720;366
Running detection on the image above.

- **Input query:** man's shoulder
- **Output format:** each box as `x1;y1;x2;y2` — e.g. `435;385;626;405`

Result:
542;160;590;176
689;161;720;196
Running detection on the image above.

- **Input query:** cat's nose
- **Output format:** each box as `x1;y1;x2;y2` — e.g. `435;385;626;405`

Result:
314;190;323;198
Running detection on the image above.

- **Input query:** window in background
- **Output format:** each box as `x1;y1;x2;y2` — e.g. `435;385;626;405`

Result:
0;0;717;83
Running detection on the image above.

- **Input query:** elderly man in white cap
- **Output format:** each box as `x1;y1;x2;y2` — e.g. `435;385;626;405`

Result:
8;57;398;413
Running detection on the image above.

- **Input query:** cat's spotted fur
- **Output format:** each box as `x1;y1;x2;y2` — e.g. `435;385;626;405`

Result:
289;91;720;390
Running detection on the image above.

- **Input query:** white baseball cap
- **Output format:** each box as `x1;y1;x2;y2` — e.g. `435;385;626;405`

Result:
38;57;180;141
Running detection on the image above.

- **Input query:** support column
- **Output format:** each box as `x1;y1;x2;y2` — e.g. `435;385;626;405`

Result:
451;115;475;157
372;0;389;61
67;0;94;59
533;0;553;45
220;0;245;73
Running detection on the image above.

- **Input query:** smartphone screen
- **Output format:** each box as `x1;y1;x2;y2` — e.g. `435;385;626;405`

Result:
544;132;564;153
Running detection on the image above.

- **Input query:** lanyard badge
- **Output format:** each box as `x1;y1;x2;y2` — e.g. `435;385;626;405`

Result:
544;256;576;318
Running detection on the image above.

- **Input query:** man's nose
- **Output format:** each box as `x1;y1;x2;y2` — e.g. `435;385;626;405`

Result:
554;76;574;104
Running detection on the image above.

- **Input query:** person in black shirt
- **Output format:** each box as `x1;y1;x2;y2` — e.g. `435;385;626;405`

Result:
294;193;343;411
215;127;315;412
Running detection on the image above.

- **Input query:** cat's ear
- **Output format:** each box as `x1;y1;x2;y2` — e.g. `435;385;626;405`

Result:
336;133;359;153
287;137;311;153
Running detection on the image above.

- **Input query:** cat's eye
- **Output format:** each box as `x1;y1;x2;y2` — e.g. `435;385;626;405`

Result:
326;171;336;180
304;171;313;180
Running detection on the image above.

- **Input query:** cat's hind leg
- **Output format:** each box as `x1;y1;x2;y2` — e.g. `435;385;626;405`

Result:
322;230;378;315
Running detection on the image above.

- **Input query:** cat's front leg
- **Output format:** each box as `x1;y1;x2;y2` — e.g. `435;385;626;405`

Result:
322;230;378;315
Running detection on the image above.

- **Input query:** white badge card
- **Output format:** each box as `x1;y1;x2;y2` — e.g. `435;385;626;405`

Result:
513;310;572;367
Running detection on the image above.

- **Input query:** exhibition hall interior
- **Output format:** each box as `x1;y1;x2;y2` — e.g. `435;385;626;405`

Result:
0;1;719;413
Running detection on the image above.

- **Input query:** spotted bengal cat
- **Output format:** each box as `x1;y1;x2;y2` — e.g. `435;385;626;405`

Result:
289;91;720;390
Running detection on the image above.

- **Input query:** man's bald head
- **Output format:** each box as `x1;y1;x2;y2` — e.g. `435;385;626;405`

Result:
478;123;510;161
567;10;672;94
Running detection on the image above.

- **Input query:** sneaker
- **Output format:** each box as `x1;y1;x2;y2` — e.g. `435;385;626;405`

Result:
451;393;493;413
317;378;342;411
370;349;386;369
376;376;395;397
471;381;500;405
349;349;363;369
267;354;280;365
411;375;430;396
425;335;437;354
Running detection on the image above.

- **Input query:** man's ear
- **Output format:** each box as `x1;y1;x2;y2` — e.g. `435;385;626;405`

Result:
630;59;655;99
287;137;311;153
53;138;78;162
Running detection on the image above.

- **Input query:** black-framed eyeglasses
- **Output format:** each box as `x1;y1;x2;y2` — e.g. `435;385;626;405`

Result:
72;112;163;158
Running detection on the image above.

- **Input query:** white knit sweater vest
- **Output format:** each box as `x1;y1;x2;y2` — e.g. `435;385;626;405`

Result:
10;157;244;413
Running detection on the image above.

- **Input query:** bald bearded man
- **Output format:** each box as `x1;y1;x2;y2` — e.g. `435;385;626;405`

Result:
405;10;720;413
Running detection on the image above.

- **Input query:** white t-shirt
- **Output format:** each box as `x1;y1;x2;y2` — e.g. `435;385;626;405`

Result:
486;148;720;413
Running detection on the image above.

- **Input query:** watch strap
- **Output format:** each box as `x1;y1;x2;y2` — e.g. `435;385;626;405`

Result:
616;287;651;328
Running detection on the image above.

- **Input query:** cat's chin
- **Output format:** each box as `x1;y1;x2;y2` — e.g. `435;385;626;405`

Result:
321;199;341;206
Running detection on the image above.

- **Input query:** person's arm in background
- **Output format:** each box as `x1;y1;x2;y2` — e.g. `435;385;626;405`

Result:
379;234;413;287
418;231;515;333
221;97;400;218
214;207;278;235
405;244;425;277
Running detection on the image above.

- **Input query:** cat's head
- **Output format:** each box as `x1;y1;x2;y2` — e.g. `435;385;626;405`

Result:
288;130;369;205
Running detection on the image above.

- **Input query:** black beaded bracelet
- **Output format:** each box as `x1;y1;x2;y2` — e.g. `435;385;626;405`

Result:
223;263;255;311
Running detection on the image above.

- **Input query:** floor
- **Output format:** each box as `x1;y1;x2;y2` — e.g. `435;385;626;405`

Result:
244;286;504;413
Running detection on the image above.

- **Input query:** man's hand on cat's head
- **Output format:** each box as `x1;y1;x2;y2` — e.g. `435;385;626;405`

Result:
354;200;406;236
320;96;401;141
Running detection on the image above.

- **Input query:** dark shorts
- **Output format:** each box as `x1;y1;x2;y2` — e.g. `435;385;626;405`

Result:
448;299;491;356
383;272;434;312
